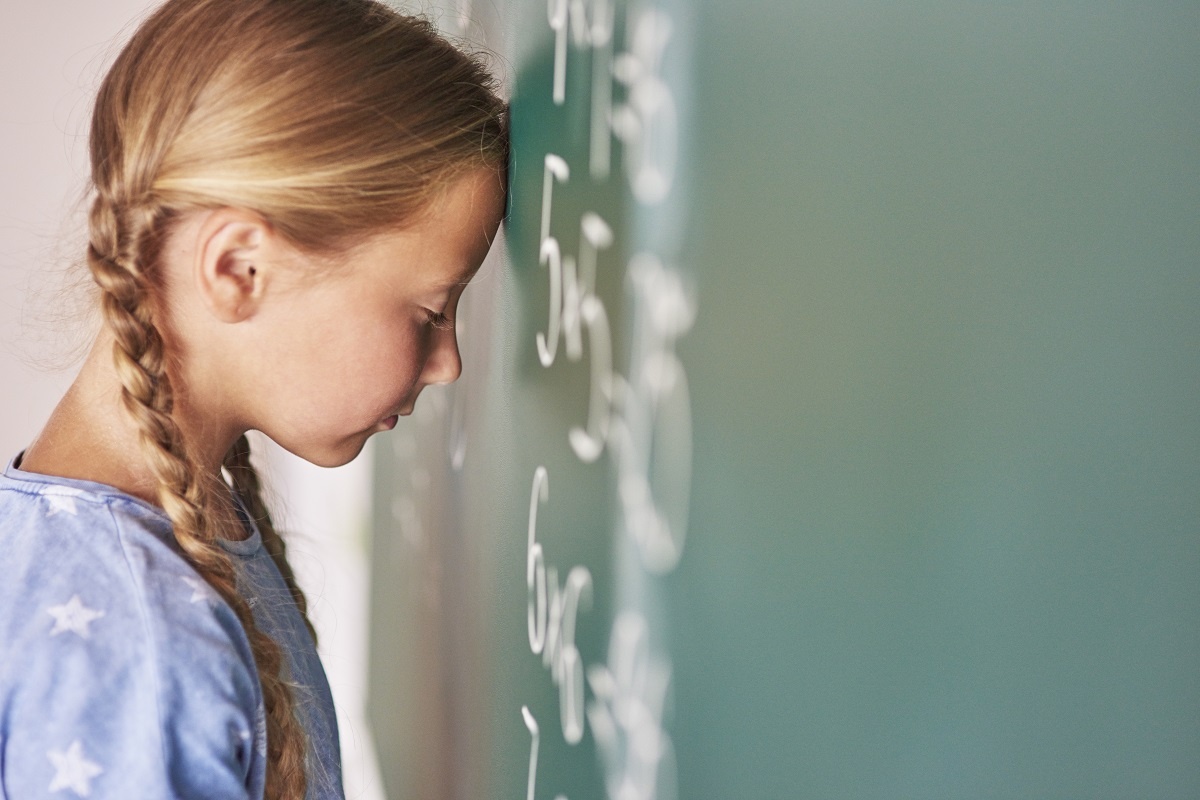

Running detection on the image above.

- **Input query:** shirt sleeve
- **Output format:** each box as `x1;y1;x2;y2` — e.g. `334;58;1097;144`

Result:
0;507;265;799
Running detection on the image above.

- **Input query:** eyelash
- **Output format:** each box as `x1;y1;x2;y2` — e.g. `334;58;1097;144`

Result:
425;309;453;331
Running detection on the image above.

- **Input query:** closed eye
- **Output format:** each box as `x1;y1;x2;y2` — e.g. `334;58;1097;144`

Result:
424;309;454;331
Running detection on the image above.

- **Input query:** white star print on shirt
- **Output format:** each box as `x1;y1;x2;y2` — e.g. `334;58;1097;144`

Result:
46;596;105;639
43;488;82;517
47;740;103;796
181;575;215;604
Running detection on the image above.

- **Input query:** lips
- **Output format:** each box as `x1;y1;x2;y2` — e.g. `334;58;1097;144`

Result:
382;395;416;427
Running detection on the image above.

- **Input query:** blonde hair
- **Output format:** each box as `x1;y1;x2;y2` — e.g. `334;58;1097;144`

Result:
87;0;507;796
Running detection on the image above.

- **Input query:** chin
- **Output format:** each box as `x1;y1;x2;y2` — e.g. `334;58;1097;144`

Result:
277;435;371;469
322;439;372;468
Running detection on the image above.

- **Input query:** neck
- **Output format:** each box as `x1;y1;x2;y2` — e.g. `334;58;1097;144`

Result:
20;330;243;512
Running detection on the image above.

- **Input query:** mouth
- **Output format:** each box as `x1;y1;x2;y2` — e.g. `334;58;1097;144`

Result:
380;394;418;430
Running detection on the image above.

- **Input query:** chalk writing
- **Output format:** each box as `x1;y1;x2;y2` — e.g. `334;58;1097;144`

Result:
519;5;691;799
612;8;677;204
587;612;678;800
526;467;594;744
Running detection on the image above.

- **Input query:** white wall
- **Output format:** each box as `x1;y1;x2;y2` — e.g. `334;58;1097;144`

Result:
0;1;156;459
1;6;382;797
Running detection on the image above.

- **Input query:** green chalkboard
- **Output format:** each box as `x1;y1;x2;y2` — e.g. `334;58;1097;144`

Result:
368;2;1200;798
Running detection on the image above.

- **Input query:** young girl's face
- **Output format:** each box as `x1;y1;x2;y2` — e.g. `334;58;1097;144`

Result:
243;167;506;467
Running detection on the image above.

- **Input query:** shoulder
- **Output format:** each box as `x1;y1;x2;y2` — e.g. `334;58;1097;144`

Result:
0;471;266;798
0;469;252;669
0;472;176;659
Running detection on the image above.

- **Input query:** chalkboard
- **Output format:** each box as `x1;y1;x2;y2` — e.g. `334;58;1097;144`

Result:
368;2;1200;798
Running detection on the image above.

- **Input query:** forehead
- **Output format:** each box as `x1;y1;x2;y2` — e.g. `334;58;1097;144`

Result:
350;167;505;288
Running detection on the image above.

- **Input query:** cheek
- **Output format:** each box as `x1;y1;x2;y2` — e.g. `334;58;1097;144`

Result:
267;292;428;415
336;320;427;392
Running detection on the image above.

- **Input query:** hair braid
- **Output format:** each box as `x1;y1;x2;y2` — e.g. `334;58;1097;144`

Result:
87;192;309;799
223;434;319;645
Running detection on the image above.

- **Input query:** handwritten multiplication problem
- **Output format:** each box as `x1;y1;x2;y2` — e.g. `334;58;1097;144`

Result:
526;466;594;745
521;2;693;799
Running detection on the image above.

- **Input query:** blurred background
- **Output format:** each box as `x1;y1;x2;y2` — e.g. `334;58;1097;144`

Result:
367;2;1200;799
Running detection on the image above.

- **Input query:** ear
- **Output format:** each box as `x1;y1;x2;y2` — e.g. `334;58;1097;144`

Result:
194;208;271;323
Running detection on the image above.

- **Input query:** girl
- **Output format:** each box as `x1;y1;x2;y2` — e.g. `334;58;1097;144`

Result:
0;0;507;797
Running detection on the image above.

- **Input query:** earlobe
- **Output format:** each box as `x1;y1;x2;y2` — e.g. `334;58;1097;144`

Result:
195;211;269;324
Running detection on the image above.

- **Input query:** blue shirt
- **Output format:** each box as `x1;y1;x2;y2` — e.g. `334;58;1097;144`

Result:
0;457;344;799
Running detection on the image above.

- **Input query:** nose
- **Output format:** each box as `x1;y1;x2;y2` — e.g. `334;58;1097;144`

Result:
423;325;462;386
